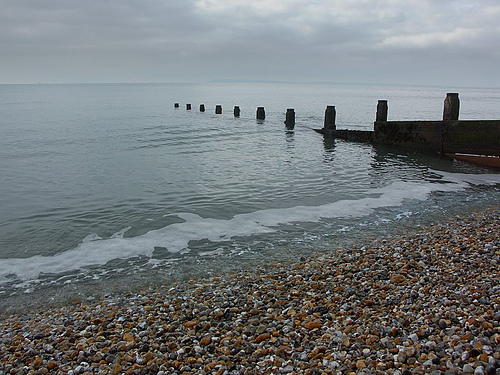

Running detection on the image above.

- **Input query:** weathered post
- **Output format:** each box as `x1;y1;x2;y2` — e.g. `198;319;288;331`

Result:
234;106;241;117
376;100;388;122
215;105;222;114
324;106;336;132
174;103;180;108
256;107;266;120
443;93;460;121
200;104;205;112
186;104;192;110
285;108;295;129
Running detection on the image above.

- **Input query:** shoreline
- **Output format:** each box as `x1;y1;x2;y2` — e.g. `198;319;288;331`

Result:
1;207;499;374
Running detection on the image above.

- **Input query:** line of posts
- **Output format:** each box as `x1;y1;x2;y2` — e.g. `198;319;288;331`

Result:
174;103;298;129
174;93;460;133
173;102;344;131
173;103;348;132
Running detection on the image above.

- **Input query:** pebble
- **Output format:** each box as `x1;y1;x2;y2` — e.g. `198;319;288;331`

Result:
464;363;475;373
0;208;499;374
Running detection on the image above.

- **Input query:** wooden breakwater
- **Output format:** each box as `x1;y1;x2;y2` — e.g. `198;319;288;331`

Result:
174;93;499;159
316;93;500;157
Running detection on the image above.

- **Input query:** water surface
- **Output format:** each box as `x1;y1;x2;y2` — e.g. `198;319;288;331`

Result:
0;82;499;311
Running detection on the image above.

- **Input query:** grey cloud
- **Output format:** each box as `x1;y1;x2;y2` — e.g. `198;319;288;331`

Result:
0;0;499;86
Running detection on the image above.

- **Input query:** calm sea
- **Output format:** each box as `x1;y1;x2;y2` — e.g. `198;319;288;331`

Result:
1;82;499;311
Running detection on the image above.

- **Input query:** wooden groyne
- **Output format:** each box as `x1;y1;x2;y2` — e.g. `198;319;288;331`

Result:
173;94;499;164
316;93;500;159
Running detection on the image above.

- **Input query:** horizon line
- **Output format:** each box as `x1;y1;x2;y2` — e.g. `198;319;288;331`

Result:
0;80;498;90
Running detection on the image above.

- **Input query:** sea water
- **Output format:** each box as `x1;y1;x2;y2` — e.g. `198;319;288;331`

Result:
0;82;499;311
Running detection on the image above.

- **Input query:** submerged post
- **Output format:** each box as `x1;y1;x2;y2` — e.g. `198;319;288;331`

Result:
200;104;205;112
324;106;336;131
186;104;192;110
174;102;180;108
256;107;266;120
215;105;222;114
285;108;295;129
443;93;460;121
234;106;241;117
376;100;388;122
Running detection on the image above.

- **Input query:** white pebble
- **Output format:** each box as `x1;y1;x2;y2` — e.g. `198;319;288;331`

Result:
408;333;419;343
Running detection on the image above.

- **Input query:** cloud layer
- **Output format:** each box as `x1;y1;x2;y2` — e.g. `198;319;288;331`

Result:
1;0;499;86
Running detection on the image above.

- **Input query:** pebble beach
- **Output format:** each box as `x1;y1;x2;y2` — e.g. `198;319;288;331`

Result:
1;208;499;375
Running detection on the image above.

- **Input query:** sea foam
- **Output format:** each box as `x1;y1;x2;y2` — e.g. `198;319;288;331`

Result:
0;171;499;285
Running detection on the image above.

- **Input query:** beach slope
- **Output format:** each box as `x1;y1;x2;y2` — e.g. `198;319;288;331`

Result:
1;209;499;374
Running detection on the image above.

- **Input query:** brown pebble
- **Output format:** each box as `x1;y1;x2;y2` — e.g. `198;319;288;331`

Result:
112;363;122;375
33;357;43;368
200;336;211;346
390;274;406;284
356;359;367;369
479;353;488;362
483;322;493;330
122;333;134;342
304;321;321;330
255;333;271;343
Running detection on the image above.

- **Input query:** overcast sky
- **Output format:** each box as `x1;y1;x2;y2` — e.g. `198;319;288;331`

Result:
1;0;499;86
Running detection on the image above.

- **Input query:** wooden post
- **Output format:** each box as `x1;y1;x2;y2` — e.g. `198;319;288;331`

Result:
376;100;388;122
186;104;191;110
443;93;459;121
234;106;241;117
324;106;336;131
200;104;205;112
215;105;222;114
174;103;179;108
256;107;265;120
285;108;295;129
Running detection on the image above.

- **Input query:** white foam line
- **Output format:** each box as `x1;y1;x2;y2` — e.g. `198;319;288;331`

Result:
1;172;499;284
